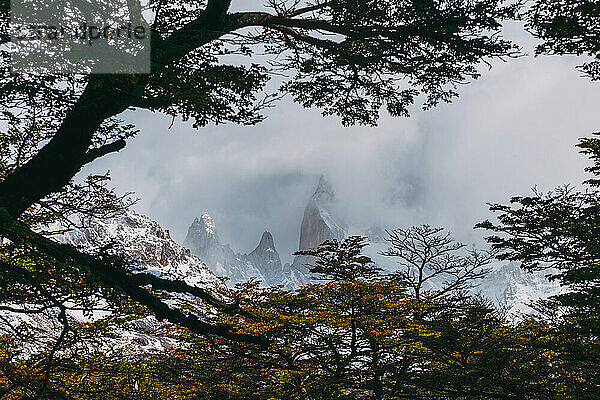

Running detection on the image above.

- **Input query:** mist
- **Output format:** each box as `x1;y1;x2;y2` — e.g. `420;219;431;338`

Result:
80;27;600;263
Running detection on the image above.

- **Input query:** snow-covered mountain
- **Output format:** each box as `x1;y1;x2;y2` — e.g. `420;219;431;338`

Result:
474;262;563;317
60;211;228;349
247;231;289;287
181;177;563;317
183;212;308;288
14;180;562;326
182;177;350;289
54;191;562;320
62;210;223;290
0;211;227;354
182;212;255;283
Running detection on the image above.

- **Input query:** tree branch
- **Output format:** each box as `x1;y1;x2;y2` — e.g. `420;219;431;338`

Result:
80;140;127;166
0;208;267;346
0;260;70;399
0;1;238;219
130;272;257;319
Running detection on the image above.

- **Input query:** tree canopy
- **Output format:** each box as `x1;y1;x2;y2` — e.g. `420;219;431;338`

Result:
0;0;521;346
527;0;600;80
3;1;600;398
476;136;600;398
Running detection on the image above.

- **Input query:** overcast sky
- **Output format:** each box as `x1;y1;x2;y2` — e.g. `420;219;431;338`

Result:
80;21;600;264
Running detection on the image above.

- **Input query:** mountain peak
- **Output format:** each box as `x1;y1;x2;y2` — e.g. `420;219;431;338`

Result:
194;212;217;236
190;211;217;237
246;230;285;286
61;210;221;289
312;175;335;203
184;212;220;256
253;231;275;256
297;176;347;253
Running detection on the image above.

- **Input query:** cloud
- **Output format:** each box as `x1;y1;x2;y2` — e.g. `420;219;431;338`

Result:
80;27;600;262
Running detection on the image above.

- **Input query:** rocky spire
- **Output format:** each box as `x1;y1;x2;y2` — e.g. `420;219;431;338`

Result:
298;176;346;251
246;230;283;286
183;212;220;257
251;231;275;257
312;175;335;203
197;212;217;236
183;214;292;287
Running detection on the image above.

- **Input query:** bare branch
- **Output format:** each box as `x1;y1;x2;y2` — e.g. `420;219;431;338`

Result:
0;208;268;346
381;225;492;300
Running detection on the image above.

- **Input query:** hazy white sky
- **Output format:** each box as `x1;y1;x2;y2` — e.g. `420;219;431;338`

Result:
80;20;600;263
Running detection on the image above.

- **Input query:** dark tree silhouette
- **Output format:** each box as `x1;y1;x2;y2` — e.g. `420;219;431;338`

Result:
381;225;493;300
527;0;600;80
477;136;600;398
0;0;520;346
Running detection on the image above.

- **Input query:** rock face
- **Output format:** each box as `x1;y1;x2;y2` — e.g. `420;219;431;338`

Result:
247;231;283;286
183;212;257;283
182;178;348;289
62;210;222;290
474;262;564;317
291;176;347;275
298;176;347;252
5;211;227;354
182;213;221;264
183;212;306;288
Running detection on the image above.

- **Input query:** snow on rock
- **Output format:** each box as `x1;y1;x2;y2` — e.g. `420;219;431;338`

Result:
182;213;221;262
474;262;564;318
183;212;265;286
62;210;222;290
59;211;228;347
183;212;307;288
181;177;349;290
2;211;228;355
247;232;284;287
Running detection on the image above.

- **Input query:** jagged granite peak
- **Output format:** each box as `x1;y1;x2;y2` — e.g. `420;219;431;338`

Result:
290;177;347;279
179;176;563;314
183;212;221;257
183;216;301;288
197;212;217;236
247;231;285;287
312;175;336;203
251;231;276;257
180;178;345;289
299;176;347;252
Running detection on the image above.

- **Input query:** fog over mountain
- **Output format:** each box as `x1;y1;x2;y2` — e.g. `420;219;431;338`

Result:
77;25;600;264
181;176;347;288
59;180;556;318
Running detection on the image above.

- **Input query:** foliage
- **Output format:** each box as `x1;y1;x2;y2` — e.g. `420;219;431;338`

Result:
1;0;599;398
527;0;600;80
477;135;600;397
0;2;524;371
477;136;600;338
1;235;596;399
